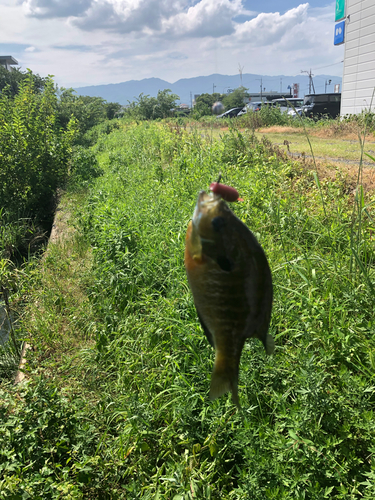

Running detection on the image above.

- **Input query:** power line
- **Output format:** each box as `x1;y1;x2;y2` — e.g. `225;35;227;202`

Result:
312;60;344;71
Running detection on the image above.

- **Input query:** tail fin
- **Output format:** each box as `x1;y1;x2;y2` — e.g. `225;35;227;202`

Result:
209;361;240;408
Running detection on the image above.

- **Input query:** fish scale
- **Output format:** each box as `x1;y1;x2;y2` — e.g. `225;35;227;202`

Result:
185;189;274;408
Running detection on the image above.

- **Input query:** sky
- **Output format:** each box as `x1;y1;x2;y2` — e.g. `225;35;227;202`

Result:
0;0;344;89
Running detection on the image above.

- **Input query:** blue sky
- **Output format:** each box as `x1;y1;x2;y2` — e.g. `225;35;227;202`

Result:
0;1;344;88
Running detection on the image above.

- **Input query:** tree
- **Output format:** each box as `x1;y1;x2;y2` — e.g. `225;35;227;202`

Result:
193;93;223;117
105;102;122;120
155;89;180;118
221;87;249;109
127;89;180;120
0;66;46;97
56;89;121;143
57;89;106;132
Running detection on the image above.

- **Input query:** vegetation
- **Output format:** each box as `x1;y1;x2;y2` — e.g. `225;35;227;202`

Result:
0;72;124;262
0;74;77;260
0;66;47;97
193;93;223;117
253;128;375;162
125;89;180;120
221;87;250;109
0;73;111;377
193;87;250;118
1;117;374;498
57;88;122;144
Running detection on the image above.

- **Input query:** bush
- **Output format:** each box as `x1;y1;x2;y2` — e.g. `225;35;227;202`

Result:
0;75;76;219
57;89;122;145
0;66;46;97
81;119;122;147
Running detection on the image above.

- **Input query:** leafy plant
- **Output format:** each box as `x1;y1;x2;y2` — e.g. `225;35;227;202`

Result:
56;88;121;145
69;146;103;188
126;89;180;120
0;66;46;97
0;74;76;218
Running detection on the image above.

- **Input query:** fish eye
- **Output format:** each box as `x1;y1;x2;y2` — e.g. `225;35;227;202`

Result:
211;216;226;232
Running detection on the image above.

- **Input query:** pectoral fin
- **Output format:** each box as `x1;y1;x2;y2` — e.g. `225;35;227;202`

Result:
186;220;202;261
196;309;214;348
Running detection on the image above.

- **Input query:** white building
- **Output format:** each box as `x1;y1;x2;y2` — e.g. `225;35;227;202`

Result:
341;0;375;115
0;56;18;71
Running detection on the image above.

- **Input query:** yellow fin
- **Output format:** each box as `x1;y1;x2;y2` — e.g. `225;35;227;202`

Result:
265;334;275;355
187;220;202;260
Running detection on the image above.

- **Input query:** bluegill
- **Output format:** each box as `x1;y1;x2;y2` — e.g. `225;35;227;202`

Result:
184;189;274;407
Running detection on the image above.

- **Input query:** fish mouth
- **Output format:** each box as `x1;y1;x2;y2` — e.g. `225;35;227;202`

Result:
192;190;221;242
193;190;220;221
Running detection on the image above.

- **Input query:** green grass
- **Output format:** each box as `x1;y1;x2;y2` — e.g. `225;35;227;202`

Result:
1;121;375;499
253;130;375;163
188;112;375;165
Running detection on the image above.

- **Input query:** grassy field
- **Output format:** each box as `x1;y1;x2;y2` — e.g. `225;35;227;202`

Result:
193;116;375;177
1;120;375;499
254;127;375;162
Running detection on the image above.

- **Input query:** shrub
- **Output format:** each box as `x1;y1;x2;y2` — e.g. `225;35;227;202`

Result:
0;75;76;218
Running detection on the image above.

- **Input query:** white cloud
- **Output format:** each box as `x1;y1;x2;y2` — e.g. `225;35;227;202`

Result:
21;0;249;37
72;0;184;33
234;4;309;45
161;0;245;38
1;1;344;88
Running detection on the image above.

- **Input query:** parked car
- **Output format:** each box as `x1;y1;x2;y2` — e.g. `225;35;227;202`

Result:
236;105;249;116
302;93;341;119
236;101;274;116
244;101;269;112
288;107;303;117
272;97;304;114
216;107;244;118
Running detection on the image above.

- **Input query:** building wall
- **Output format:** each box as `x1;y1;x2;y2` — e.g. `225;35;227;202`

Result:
341;0;375;115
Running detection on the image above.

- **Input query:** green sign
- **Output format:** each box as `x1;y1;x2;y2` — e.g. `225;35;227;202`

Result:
335;0;345;22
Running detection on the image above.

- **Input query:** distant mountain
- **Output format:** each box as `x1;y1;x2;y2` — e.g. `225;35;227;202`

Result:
74;73;342;105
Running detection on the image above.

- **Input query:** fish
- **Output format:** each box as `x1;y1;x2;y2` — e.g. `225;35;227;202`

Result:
184;188;274;408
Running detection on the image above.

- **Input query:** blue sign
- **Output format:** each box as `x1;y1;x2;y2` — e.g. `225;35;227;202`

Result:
334;20;345;45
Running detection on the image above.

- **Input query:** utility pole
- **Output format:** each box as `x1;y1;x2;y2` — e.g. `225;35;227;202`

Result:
325;79;332;93
238;63;244;87
301;69;315;94
190;91;192;109
256;78;263;101
280;78;282;93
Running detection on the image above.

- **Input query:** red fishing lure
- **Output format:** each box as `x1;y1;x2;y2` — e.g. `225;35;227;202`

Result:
209;182;243;202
